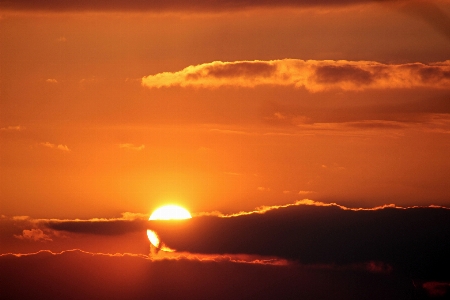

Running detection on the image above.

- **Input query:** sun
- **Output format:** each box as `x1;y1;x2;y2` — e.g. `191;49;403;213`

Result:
147;205;192;251
149;205;192;220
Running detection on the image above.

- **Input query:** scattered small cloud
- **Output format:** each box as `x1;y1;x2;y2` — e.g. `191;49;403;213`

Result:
45;78;58;83
298;190;314;195
0;125;24;131
257;186;270;192
119;143;145;151
41;142;70;152
14;229;52;242
209;128;252;135
224;172;242;176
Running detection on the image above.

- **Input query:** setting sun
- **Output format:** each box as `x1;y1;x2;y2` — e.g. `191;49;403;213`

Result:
149;205;192;220
148;205;192;251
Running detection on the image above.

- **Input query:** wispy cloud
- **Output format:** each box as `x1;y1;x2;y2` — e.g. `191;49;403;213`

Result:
0;125;24;131
142;60;450;92
14;229;52;242
41;142;70;152
119;143;145;151
0;0;421;12
45;78;58;83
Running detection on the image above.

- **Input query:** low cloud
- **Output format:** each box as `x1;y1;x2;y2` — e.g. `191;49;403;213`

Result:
148;201;450;281
0;249;424;300
45;78;58;83
45;212;149;236
19;201;450;282
422;281;450;298
142;60;450;92
14;229;52;242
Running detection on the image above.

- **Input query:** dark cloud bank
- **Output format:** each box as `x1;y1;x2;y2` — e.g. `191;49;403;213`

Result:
148;205;450;281
0;249;441;300
2;204;450;299
45;204;450;281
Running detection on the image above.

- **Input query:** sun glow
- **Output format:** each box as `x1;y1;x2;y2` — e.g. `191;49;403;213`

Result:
147;205;192;252
149;205;192;220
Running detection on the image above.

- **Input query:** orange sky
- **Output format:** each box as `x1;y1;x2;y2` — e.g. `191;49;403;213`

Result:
1;3;450;298
1;1;450;219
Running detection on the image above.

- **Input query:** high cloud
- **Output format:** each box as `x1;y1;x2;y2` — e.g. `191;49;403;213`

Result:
41;142;70;152
142;60;450;92
0;0;431;12
119;143;145;151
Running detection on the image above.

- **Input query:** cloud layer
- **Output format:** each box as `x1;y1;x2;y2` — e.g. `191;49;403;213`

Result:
29;201;450;281
0;249;428;300
142;60;450;91
0;0;420;12
147;203;450;281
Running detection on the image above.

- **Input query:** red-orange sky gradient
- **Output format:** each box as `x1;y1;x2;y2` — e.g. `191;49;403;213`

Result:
1;0;450;299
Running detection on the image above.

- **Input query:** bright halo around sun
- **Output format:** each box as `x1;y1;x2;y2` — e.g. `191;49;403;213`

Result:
147;205;192;252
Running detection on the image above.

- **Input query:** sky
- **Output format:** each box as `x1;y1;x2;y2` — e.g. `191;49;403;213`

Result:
1;0;450;299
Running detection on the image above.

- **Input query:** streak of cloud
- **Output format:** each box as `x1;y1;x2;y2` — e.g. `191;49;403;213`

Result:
0;249;424;300
142;60;450;92
397;0;450;41
0;0;431;12
119;143;145;151
40;142;70;152
0;125;24;131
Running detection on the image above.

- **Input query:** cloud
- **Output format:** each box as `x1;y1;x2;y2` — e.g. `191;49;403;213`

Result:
119;143;145;151
298;190;314;195
0;0;423;12
47;219;148;235
20;201;450;282
148;201;450;281
398;1;450;42
0;249;424;300
45;78;58;83
257;186;271;192
422;281;450;298
142;60;450;92
0;125;24;131
14;229;52;242
45;212;149;236
41;142;70;151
